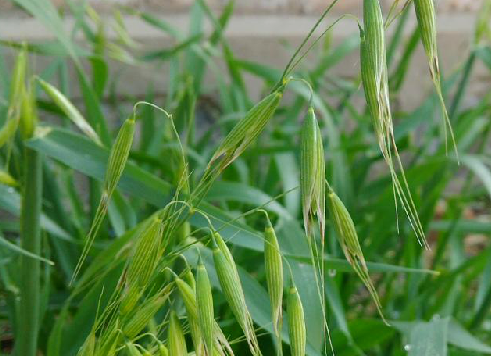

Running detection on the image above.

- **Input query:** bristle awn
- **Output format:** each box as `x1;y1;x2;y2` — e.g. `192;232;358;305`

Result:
280;0;341;80
414;0;459;161
197;257;215;356
134;101;193;238
326;181;388;325
287;282;306;356
71;112;136;284
211;232;262;355
360;0;428;248
385;0;412;29
168;311;188;356
262;211;283;355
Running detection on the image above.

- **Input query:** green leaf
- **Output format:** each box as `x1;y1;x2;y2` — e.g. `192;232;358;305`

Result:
0;231;53;265
11;0;79;62
0;184;73;242
460;154;491;198
448;319;491;354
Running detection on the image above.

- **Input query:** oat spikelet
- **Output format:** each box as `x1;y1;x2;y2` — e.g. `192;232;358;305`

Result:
72;114;136;283
175;273;233;356
414;0;458;159
287;283;306;356
360;0;428;248
212;232;262;355
168;311;187;356
119;217;163;314
197;259;215;355
300;107;325;241
264;217;283;355
326;183;387;324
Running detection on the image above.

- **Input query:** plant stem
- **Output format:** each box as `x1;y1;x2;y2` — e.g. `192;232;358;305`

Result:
18;147;43;356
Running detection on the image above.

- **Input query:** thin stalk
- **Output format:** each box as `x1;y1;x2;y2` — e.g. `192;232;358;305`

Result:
18;146;43;356
449;50;476;120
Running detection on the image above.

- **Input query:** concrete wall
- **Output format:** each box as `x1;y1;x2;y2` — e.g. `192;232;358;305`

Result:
0;0;488;110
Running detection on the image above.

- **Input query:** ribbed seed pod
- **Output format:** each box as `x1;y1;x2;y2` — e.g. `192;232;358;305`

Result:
168;311;187;356
197;259;215;355
264;218;283;350
192;85;285;207
37;78;101;145
175;275;204;355
176;275;232;356
122;287;171;339
287;284;305;356
212;233;261;355
120;217;164;314
72;115;137;283
360;0;427;249
300;107;325;240
78;331;96;356
414;0;457;156
183;268;196;291
210;87;284;169
326;186;387;324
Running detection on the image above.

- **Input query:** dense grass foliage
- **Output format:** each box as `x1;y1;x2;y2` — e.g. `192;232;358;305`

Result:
1;0;491;355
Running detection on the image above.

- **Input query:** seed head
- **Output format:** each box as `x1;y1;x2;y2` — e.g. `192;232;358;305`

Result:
287;284;305;356
414;0;458;157
175;275;204;355
197;259;215;355
264;218;283;345
360;0;428;248
300;107;325;240
168;311;187;356
212;233;261;355
72;115;137;283
122;286;172;339
120;217;164;314
326;186;387;324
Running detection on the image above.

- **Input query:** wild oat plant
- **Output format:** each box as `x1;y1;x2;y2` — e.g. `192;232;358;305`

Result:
1;0;491;355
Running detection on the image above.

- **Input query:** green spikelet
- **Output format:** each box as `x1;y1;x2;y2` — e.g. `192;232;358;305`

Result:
72;115;136;283
287;284;305;356
264;218;283;354
326;184;387;324
414;0;458;158
212;233;261;355
360;0;428;248
197;259;215;355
